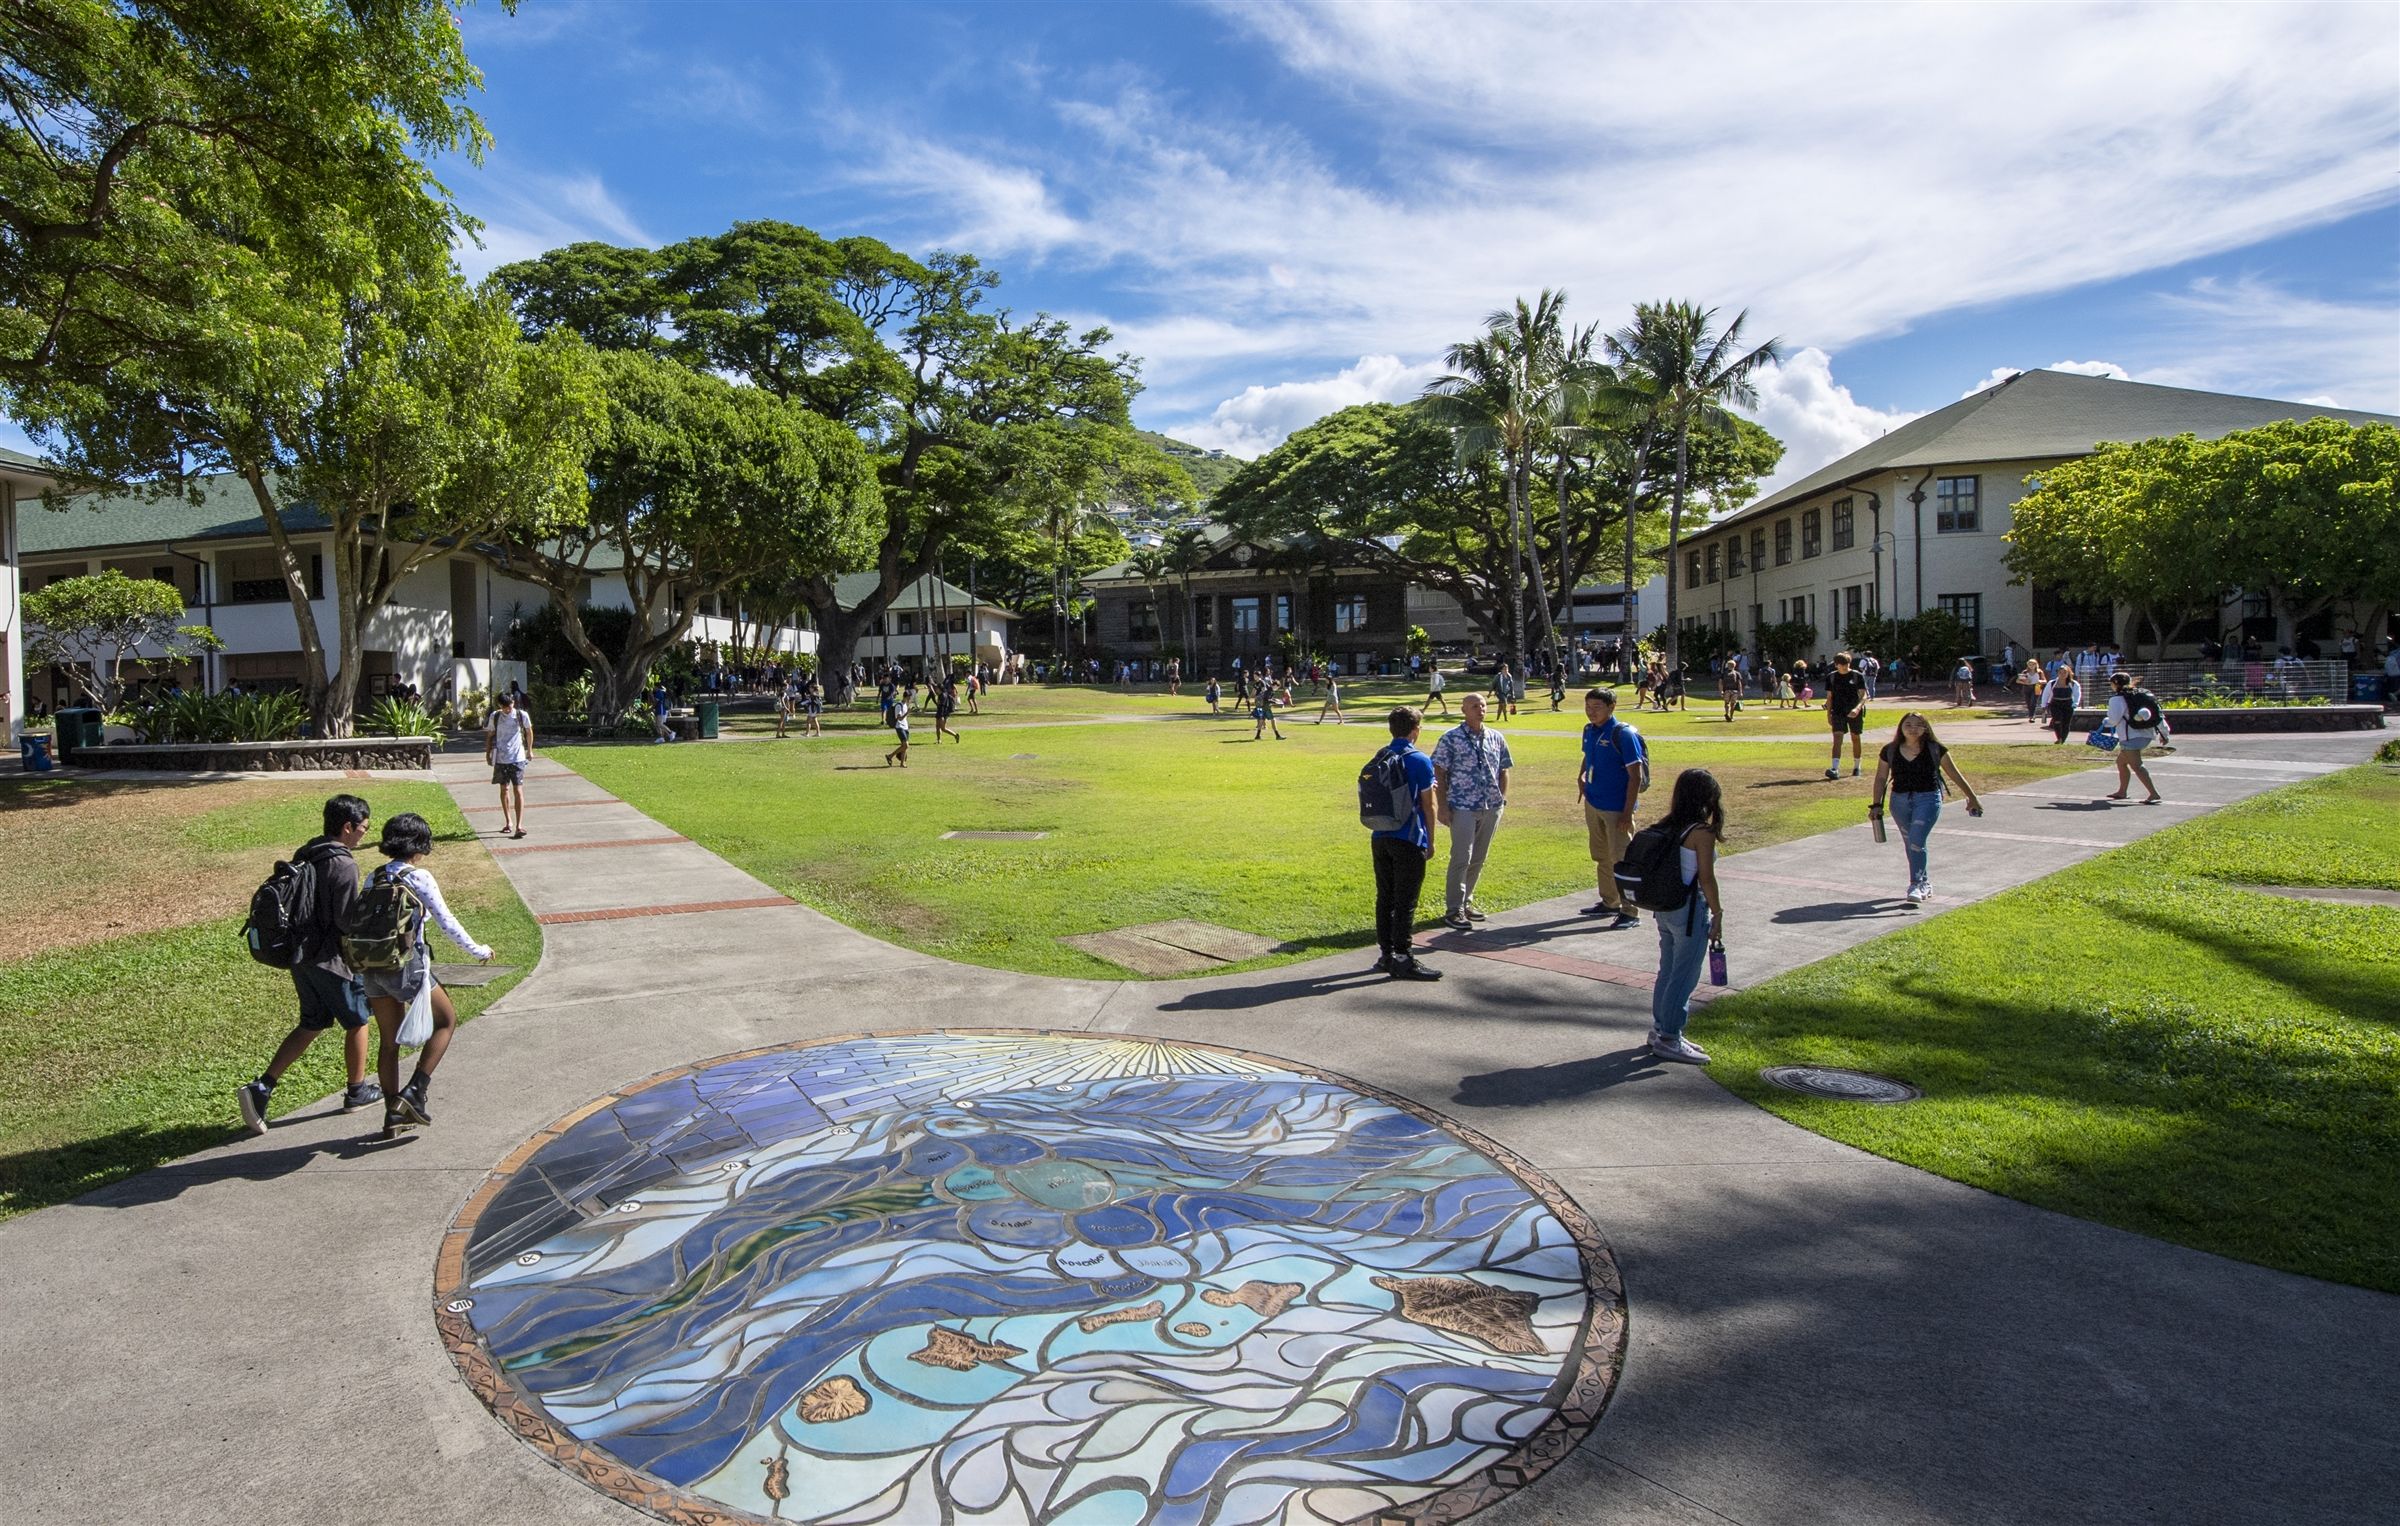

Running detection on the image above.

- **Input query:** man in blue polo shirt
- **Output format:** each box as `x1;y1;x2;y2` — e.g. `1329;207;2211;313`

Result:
1370;706;1442;981
1578;688;1648;928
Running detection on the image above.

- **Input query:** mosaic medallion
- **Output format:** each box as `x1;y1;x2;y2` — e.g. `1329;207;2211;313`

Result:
1759;1065;1924;1104
436;1030;1624;1526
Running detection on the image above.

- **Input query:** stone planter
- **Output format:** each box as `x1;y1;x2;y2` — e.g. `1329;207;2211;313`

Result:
67;735;438;772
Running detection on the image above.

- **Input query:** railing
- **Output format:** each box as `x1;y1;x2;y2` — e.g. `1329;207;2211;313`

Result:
2092;659;2350;703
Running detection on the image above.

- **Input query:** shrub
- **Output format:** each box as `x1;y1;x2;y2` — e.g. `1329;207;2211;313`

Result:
362;696;443;737
2376;737;2399;765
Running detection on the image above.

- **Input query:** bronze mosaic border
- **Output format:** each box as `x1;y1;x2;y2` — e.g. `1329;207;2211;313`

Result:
434;1028;1628;1526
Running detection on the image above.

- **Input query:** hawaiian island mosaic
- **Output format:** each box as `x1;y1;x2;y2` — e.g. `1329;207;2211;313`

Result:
436;1032;1625;1525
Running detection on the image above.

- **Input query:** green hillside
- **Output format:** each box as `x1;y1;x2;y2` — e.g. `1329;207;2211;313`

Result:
1138;429;1241;506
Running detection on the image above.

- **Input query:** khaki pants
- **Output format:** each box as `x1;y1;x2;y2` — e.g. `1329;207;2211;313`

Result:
1444;806;1503;915
1585;802;1634;908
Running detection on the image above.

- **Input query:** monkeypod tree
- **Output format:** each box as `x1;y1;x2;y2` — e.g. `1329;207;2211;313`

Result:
494;348;882;723
22;568;219;709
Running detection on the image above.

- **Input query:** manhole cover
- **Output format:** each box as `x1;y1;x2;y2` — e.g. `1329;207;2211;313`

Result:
940;830;1047;841
435;1031;1626;1525
1011;752;1038;759
1759;1066;1922;1103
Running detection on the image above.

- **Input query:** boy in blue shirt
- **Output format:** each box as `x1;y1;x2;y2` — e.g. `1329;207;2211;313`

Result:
1578;689;1648;927
1371;707;1442;981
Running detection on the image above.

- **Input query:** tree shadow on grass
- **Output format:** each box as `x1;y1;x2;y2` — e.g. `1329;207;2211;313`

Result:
0;775;248;812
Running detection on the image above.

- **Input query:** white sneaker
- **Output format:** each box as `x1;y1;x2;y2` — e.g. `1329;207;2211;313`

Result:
1904;883;1924;904
1649;1032;1711;1064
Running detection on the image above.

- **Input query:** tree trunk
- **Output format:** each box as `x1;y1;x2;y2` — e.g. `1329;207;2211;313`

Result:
1504;460;1527;675
1662;423;1690;672
1619;431;1652;681
238;467;335;728
1520;463;1561;673
1554;454;1575;659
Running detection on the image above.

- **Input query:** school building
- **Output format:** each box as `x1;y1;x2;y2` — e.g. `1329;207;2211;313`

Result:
1673;368;2396;659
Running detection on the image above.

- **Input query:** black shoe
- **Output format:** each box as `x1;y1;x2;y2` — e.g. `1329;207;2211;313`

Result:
1390;958;1443;981
237;1079;273;1136
1609;911;1642;930
341;1080;383;1113
397;1077;432;1126
1442;912;1472;931
380;1102;411;1138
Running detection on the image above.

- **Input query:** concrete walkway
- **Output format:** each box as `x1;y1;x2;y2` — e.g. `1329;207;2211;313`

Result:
4;731;2396;1525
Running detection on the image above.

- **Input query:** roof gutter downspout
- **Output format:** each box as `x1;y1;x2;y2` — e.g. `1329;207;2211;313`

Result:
162;539;217;693
1904;468;1935;616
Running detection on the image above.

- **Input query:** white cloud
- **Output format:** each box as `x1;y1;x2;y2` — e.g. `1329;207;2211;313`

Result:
843;1;2396;428
1167;354;1447;458
1961;359;2132;398
451;165;657;277
1739;349;1924;495
2136;275;2399;411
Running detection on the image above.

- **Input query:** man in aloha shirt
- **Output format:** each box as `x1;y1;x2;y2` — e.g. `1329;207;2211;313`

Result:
1430;692;1515;930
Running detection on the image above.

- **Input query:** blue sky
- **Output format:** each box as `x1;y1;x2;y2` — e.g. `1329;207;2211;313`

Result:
19;1;2400;487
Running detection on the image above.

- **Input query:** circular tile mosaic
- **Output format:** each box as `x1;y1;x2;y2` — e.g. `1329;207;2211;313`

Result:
436;1030;1624;1526
1759;1065;1924;1104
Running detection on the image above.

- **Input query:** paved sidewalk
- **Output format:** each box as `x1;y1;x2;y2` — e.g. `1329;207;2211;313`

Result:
3;732;2395;1525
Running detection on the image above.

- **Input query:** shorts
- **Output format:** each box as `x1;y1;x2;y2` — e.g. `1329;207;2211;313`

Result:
293;964;370;1031
360;960;428;1005
492;760;526;785
1829;713;1863;735
2118;733;2154;753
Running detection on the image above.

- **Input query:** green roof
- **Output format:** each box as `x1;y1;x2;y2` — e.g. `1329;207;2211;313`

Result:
0;444;53;473
832;571;1011;617
1727;368;2399;528
16;473;332;556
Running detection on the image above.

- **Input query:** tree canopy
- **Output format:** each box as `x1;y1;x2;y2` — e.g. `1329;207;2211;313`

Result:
23;567;218;708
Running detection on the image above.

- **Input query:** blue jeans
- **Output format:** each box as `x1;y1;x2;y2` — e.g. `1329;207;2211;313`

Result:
1650;890;1711;1041
1890;789;1942;886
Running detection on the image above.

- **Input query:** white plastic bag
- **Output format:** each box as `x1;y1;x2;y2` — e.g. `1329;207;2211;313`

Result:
395;977;433;1049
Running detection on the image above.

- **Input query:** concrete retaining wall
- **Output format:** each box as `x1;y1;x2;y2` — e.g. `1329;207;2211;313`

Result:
66;736;438;771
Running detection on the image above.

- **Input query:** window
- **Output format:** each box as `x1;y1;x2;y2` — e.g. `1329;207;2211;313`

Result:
217;548;322;604
1936;476;1980;532
1751;529;1766;574
1231;596;1260;635
1333;594;1369;633
895;612;918;636
1196;598;1215;637
1831;497;1855;551
1704;544;1720;584
1800;509;1822;558
1274;592;1292;631
1938;593;1982;635
1845;585;1863;630
1774;519;1792;565
1727;535;1745;577
1129;600;1159;641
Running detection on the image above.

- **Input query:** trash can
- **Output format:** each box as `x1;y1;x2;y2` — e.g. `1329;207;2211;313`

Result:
53;707;104;757
696;699;720;739
18;733;54;772
2351;672;2382;704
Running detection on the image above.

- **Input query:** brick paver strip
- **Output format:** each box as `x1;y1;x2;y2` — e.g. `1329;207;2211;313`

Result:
535;895;791;925
491;835;689;856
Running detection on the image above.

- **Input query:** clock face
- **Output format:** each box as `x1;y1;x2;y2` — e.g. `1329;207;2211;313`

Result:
1232;544;1254;565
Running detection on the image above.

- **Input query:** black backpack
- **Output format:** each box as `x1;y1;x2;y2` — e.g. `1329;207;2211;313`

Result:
243;845;329;968
1613;822;1694;913
1358;747;1416;832
2122;688;2162;728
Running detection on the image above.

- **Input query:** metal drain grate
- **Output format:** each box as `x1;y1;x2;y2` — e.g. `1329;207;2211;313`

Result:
1759;1066;1922;1104
941;830;1048;841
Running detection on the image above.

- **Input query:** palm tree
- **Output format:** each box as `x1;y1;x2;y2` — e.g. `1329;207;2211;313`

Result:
1128;548;1170;658
1039;493;1112;669
1605;302;1781;672
1423;291;1573;673
1165;526;1209;662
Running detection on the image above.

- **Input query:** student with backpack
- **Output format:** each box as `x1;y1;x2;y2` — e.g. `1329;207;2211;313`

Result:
484;689;534;838
1205;675;1222;715
1821;652;1869;779
1577;688;1648;927
2103;672;2166;803
885;691;913;766
237;794;380;1133
1868;712;1985;903
1251;681;1285;741
1617;768;1726;1064
1360;706;1441;980
344;812;492;1136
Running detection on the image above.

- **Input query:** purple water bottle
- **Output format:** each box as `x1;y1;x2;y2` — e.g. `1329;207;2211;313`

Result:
1708;942;1729;987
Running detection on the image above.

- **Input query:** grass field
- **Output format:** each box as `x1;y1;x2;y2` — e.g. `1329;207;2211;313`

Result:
1700;764;2400;1292
0;776;538;1218
565;694;2087;979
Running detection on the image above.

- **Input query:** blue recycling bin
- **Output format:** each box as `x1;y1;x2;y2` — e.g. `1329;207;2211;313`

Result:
2351;672;2383;703
18;733;54;771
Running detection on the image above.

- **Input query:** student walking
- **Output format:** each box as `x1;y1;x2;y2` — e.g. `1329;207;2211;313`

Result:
1868;712;1985;904
1492;663;1518;720
1423;664;1450;717
1718;658;1743;723
1366;706;1441;980
776;672;800;738
649;681;676;743
1251;682;1285;740
934;678;963;743
1822;652;1869;778
2103;672;2166;803
1549;664;1567;711
1860;651;1880;699
1644;768;1726;1065
802;673;824;736
2015;657;2047;722
1205;676;1222;715
237;794;380;1132
1431;693;1512;930
484;690;534;839
350;812;493;1136
885;691;913;766
1951;657;1977;707
1577;688;1648;927
1315;671;1346;724
2040;668;2081;743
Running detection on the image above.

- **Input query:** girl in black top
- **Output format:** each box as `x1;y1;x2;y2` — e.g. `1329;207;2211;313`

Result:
1869;712;1984;904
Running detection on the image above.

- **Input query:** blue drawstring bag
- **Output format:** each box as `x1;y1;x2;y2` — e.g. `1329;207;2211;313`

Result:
2086;725;2118;750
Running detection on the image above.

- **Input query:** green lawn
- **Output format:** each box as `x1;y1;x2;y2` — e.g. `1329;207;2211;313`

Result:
563;700;2084;979
1700;764;2400;1292
0;778;539;1218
